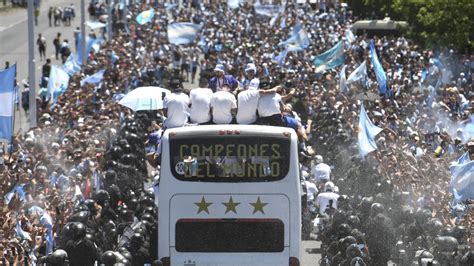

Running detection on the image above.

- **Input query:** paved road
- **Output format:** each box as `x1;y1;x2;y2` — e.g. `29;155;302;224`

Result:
0;0;85;135
302;240;322;265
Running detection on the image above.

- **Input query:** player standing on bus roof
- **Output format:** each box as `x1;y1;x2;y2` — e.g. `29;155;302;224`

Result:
208;64;239;92
163;79;190;129
236;84;280;125
257;78;296;126
189;78;213;125
210;84;237;124
240;63;260;91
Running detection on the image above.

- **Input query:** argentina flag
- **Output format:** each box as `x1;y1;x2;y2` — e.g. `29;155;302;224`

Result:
63;53;81;76
450;160;474;201
358;104;383;158
346;60;368;86
136;9;155;25
370;40;387;95
80;69;105;87
48;65;70;101
279;23;310;52
313;41;345;73
254;3;284;17
167;23;201;45
0;64;16;142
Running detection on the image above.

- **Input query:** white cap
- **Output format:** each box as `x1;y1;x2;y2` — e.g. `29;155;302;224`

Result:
324;181;335;192
314;155;323;164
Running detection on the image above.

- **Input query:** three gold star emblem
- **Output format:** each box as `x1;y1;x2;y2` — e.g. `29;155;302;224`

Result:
222;197;240;214
250;197;268;214
194;197;212;214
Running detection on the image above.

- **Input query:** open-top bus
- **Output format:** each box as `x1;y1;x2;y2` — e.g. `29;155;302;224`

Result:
158;125;301;266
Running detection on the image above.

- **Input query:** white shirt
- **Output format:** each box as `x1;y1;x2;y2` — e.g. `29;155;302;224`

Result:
257;93;282;117
315;192;339;215
311;163;331;182
210;91;237;124
189;88;213;124
305;181;318;202
163;92;190;128
236;90;260;124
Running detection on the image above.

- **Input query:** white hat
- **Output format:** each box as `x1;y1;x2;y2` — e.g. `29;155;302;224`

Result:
324;181;335;192
245;63;256;72
314;155;323;164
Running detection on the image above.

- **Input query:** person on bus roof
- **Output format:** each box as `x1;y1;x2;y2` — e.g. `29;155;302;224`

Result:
239;63;260;91
163;79;190;129
208;64;239;92
210;84;237;124
236;84;281;125
189;78;214;125
257;78;295;126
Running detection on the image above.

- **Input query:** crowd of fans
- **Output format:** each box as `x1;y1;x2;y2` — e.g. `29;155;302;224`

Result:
1;1;473;265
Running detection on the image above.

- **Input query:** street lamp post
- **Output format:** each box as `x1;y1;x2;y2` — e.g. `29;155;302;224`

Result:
27;0;36;128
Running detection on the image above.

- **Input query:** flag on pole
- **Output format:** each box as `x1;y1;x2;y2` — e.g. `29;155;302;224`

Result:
339;65;348;94
80;69;105;87
63;53;81;76
358;104;383;157
313;41;345;73
346;60;367;85
279;23;310;52
370;40;387;95
0;64;16;142
136;9;155;25
345;29;355;44
274;48;288;66
167;23;201;45
48;65;70;101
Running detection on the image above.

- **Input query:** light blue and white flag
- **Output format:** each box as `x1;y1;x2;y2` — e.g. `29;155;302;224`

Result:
449;151;471;173
313;41;345;73
370;40;387;95
274;48;288;66
345;29;355;44
48;65;70;101
450;160;474;201
165;3;178;10
86;20;107;29
4;184;26;204
111;50;119;65
40;211;53;228
63;53;81;76
167;23;201;45
228;0;240;9
339;65;348;93
80;69;105;87
28;205;45;215
280;15;286;28
346;60;367;85
279;23;310;52
0;64;16;142
358;104;383;157
15;221;32;241
45;228;54;254
254;3;283;17
136;8;155;25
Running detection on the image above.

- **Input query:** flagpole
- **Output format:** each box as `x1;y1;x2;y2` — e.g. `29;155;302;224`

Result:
27;0;37;128
107;0;113;41
81;0;86;64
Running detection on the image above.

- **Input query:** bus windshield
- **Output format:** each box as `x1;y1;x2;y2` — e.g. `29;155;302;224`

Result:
169;135;290;182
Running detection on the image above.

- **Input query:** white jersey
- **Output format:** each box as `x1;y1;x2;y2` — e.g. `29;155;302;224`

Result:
236;90;260;124
257;93;282;117
210;91;237;124
163;92;190;128
311;163;331;183
315;192;339;215
189;88;213;124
